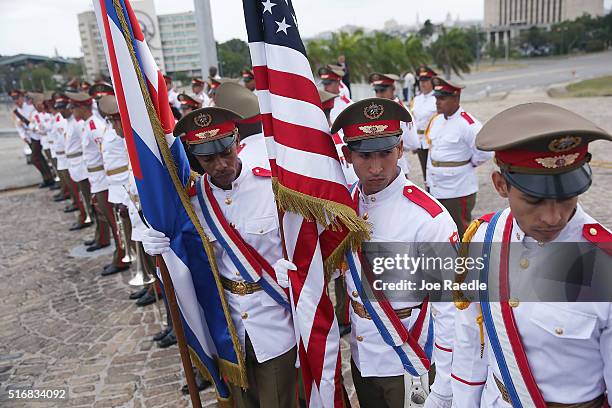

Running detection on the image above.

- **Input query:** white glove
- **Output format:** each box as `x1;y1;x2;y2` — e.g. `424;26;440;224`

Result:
423;390;452;408
273;259;297;289
141;227;170;256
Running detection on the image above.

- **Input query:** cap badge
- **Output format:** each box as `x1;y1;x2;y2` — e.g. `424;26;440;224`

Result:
535;153;580;169
548;136;582;152
358;124;388;134
194;113;212;128
363;103;384;120
196;129;220;140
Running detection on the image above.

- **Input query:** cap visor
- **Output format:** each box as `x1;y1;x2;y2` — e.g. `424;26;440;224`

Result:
346;135;401;153
502;164;592;199
189;134;236;156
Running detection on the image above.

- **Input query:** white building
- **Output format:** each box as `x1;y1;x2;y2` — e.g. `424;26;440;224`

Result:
484;0;605;44
159;12;202;77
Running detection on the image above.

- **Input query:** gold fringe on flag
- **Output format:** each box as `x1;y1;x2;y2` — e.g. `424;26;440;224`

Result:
453;218;484;310
272;178;371;275
112;0;247;392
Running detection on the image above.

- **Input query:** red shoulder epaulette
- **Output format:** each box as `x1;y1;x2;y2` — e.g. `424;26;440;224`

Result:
479;212;496;223
236;142;246;154
460;111;475;125
252;167;271;177
340;95;351;104
583;223;612;256
56;116;61;122
403;186;442;218
187;182;197;197
89;120;96;130
331;133;343;145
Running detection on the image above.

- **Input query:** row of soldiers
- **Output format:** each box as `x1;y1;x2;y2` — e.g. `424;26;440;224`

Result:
10;60;611;407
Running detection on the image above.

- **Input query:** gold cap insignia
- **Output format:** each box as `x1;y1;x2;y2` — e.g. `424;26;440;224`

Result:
194;113;212;128
363;103;384;120
358;124;388;134
195;129;220;140
534;153;580;168
549;136;581;152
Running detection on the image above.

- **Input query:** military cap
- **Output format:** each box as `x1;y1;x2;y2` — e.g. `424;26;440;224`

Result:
241;69;255;81
27;92;46;105
65;91;93;107
177;93;202;108
89;82;114;99
331;97;411;152
53;94;69;109
192;78;205;86
81;81;92;91
318;65;345;82
369;73;400;86
173;107;243;156
432;77;464;97
417;66;437;80
214;82;260;121
98;95;120;118
477;102;612;199
318;89;337;111
8;89;23;99
163;73;172;82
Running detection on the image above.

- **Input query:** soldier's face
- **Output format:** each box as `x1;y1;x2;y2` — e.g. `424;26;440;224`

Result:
192;84;203;94
419;79;433;94
344;141;403;195
196;142;241;189
435;95;460;116
244;78;256;91
375;85;395;100
323;80;340;95
492;171;578;242
109;116;124;137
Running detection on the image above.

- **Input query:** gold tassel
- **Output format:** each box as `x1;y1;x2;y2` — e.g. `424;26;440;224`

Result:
188;348;235;407
454;218;483;310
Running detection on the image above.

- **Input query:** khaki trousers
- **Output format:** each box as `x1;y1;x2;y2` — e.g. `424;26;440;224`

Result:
229;335;298;408
351;359;405;408
438;192;476;239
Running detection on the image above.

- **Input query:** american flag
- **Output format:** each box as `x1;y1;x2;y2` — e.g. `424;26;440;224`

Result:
94;0;248;404
243;1;369;406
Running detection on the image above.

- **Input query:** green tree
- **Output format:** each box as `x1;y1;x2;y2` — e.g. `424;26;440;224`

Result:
486;42;506;64
430;26;474;79
20;66;55;91
217;39;251;78
404;36;430;73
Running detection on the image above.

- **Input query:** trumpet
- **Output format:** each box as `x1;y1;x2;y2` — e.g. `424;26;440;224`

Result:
79;190;92;224
128;243;156;286
114;206;136;263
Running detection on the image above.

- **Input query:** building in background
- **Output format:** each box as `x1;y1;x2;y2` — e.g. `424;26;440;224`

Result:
193;0;219;77
159;12;202;78
78;0;217;81
484;0;605;44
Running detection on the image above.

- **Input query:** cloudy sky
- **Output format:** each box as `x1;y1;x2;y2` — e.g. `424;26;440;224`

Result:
1;0;611;58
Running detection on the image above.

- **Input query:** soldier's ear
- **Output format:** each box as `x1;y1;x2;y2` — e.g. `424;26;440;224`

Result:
342;145;352;164
396;140;404;159
492;171;509;198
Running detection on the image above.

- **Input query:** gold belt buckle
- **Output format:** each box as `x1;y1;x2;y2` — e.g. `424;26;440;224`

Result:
235;281;248;296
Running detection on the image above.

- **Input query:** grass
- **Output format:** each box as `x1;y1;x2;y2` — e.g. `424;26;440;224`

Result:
560;76;612;97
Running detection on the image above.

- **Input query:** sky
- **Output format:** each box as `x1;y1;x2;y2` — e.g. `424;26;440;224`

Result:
1;0;611;58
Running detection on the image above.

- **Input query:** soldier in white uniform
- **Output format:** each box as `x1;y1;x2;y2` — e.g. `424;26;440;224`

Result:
23;92;55;187
141;107;298;408
369;73;420;177
96;93;132;276
425;77;494;238
215;82;269;171
63;91;94;231
318;64;353;124
52;94;80;211
191;78;211;107
46;95;71;203
329;98;458;408
452;103;612;407
410;66;438;182
67;92;117;263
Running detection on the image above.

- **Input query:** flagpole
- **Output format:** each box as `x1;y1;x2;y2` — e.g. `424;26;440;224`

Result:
155;256;203;408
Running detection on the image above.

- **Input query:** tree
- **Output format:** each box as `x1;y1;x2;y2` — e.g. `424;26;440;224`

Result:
20;66;56;91
217;39;251;78
486;42;506;64
404;36;430;73
430;26;474;79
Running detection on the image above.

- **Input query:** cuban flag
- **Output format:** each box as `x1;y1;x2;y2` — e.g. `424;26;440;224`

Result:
93;0;247;404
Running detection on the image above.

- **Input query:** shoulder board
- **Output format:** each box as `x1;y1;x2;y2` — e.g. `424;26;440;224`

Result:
460;111;475;125
479;212;496;223
252;167;271;177
89;120;96;130
340;95;351;104
403;186;442;218
56;116;61;122
331;133;343;145
236;142;246;154
582;223;612;256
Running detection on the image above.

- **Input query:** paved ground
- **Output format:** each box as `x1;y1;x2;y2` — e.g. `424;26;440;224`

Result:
0;91;611;407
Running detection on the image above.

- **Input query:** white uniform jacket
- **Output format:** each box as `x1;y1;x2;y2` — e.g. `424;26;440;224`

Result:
82;115;109;194
411;91;437;149
101;121;130;204
237;132;270;171
65;117;89;183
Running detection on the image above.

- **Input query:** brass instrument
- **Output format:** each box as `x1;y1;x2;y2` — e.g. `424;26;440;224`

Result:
114;206;136;263
79;190;92;224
